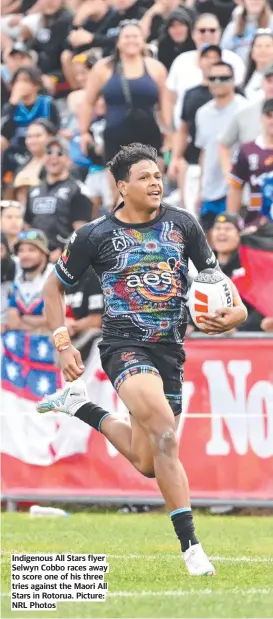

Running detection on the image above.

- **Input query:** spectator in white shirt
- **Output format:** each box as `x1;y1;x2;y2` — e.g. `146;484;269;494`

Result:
195;61;247;239
243;29;273;99
166;12;245;128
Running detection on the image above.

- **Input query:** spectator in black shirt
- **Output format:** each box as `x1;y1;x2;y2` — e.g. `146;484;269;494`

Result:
157;8;195;71
168;43;221;205
141;0;195;43
24;136;92;262
62;0;120;89
113;0;146;22
24;0;73;96
1;67;60;184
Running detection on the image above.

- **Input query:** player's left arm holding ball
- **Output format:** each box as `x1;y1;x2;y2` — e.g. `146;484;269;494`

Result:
187;215;247;334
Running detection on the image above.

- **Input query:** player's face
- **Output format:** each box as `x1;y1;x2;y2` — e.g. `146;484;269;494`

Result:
212;222;240;254
120;160;163;211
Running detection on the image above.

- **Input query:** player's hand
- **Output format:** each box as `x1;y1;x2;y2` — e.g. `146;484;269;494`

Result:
199;306;247;334
59;345;84;382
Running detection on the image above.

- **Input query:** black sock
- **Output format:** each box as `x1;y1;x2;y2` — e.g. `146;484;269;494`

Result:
75;402;111;432
171;509;199;552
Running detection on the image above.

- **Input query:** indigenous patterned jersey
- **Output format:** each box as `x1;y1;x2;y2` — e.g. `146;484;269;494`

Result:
55;203;217;344
228;136;273;211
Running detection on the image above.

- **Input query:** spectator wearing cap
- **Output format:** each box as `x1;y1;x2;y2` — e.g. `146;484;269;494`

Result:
7;229;52;334
219;62;273;175
166;13;245;128
13;119;57;206
195;61;247;237
221;0;273;62
157;8;195;71
22;0;73;97
211;212;243;276
227;98;273;223
141;0;195;43
1;67;60;184
61;0;120;90
243;30;273;100
1;201;24;253
1;231;17;333
24;137;92;263
211;212;266;331
168;43;222;208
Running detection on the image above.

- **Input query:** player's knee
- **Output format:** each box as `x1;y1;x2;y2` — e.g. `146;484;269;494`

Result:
152;427;178;457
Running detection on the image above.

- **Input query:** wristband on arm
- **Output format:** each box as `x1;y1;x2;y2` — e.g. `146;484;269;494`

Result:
53;326;71;352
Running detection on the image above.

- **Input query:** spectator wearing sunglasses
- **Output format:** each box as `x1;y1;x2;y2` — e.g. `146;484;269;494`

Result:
24;137;92;263
221;0;273;62
166;13;245;128
227;98;273;223
195;61;247;238
6;229;52;334
243;30;273;99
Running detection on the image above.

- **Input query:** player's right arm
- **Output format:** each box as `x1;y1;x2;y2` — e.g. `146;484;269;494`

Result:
44;225;97;381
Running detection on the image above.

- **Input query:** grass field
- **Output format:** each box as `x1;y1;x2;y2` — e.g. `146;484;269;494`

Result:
1;512;273;619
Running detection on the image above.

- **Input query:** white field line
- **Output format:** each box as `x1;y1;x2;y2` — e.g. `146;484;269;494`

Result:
1;588;273;599
1;552;273;563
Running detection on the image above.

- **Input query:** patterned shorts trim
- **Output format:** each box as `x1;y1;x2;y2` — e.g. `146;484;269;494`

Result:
114;364;160;392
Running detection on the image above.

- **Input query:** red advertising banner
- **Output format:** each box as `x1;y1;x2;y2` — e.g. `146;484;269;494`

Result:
1;338;273;503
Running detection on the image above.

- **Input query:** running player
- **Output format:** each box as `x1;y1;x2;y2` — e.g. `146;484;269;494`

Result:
37;143;247;576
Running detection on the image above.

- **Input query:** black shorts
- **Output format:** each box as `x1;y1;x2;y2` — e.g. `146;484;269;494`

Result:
99;342;185;417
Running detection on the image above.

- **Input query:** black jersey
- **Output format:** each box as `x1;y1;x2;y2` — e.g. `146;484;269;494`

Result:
55;203;218;344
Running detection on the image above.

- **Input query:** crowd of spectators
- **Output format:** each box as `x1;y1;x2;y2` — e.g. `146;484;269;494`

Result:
1;0;273;353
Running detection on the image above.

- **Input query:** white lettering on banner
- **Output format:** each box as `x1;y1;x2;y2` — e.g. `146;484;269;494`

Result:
247;382;273;458
205;361;273;457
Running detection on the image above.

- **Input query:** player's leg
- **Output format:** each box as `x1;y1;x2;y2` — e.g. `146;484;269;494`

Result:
117;372;215;576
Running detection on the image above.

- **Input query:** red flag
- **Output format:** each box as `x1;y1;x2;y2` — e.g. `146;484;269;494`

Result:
232;222;273;316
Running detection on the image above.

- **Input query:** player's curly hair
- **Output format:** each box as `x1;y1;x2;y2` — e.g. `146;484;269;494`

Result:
108;143;158;183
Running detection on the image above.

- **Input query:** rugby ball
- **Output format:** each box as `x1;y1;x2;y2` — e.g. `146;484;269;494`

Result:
188;269;233;330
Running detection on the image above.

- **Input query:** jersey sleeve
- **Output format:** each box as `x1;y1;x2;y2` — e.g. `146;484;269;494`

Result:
85;269;104;314
186;214;218;272
227;146;248;188
54;224;97;287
